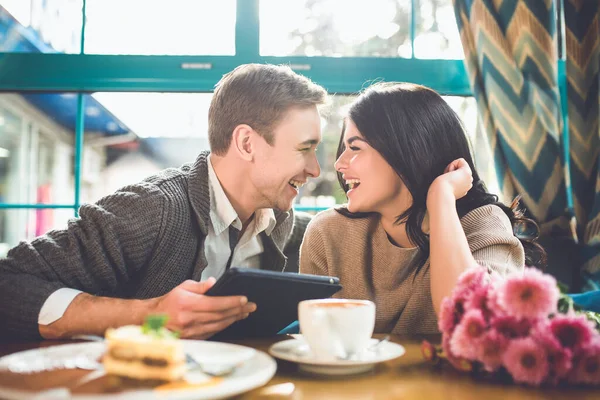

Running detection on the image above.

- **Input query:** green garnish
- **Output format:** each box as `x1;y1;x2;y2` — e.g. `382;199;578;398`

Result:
142;314;169;333
141;314;178;338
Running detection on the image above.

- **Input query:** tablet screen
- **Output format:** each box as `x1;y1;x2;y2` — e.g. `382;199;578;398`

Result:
206;268;341;340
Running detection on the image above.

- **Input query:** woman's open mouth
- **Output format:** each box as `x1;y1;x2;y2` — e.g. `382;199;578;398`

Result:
345;179;361;191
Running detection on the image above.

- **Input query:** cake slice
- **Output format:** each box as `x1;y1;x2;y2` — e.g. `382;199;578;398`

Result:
103;315;186;382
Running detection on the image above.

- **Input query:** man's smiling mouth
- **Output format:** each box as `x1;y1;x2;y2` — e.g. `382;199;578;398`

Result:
289;180;305;190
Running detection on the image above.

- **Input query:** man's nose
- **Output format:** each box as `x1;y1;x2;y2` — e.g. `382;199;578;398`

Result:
306;153;321;178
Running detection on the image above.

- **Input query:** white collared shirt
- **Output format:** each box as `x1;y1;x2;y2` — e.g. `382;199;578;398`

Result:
38;155;276;325
201;154;276;280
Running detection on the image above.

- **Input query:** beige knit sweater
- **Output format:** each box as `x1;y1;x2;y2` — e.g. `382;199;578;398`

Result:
299;204;524;335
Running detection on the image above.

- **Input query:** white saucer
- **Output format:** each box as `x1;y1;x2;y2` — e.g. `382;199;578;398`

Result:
268;338;405;376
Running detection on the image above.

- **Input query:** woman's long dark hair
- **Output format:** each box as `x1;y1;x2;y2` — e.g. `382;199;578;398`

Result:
336;82;546;269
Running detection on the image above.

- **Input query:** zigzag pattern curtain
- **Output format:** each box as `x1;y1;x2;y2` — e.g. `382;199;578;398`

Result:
453;0;600;282
453;0;568;231
564;0;600;282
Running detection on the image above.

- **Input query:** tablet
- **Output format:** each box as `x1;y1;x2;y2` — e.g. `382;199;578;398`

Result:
205;267;341;340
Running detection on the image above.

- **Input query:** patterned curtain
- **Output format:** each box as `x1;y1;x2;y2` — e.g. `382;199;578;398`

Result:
453;0;600;286
564;0;600;284
453;0;568;231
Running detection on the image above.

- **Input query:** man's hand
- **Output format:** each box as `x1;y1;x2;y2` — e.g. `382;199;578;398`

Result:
39;278;256;340
150;278;257;339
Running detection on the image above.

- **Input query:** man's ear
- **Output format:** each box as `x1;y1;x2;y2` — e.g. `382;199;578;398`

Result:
231;124;257;161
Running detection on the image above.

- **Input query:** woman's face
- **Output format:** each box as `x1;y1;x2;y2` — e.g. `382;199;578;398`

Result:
335;119;411;215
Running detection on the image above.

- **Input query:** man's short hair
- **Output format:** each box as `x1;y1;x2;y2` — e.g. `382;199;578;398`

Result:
208;64;328;155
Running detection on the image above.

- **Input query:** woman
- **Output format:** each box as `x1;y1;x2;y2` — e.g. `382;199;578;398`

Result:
299;82;544;335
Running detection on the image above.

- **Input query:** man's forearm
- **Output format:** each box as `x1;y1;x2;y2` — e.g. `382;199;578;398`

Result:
39;293;158;339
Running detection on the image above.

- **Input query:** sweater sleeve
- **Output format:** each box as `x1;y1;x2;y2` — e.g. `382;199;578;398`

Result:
299;217;330;277
0;182;166;340
460;204;525;277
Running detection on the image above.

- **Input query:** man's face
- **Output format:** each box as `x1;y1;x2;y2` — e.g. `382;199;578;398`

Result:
250;106;322;211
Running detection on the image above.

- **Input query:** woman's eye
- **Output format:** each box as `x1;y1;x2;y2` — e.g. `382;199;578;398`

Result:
349;146;360;151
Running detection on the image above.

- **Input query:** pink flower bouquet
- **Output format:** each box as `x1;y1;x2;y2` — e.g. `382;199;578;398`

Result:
422;266;600;386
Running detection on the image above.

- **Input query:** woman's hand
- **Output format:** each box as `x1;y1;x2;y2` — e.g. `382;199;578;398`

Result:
427;158;473;208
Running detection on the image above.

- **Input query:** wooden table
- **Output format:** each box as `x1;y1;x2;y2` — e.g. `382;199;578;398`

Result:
0;335;597;399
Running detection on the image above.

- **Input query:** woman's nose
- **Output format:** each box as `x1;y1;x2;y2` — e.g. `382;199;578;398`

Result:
334;153;346;172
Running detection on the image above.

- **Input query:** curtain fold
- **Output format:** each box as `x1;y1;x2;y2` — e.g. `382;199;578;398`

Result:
454;0;600;285
453;0;568;231
564;0;600;283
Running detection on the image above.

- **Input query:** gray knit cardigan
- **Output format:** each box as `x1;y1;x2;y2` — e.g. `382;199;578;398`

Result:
0;151;310;340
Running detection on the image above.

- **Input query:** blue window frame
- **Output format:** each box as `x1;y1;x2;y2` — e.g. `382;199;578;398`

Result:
0;0;473;221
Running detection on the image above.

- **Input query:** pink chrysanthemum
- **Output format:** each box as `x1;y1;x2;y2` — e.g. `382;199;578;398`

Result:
549;314;596;352
486;281;507;317
456;266;487;293
465;284;495;321
497;267;559;319
477;329;509;372
532;322;573;383
450;309;487;359
448;293;467;331
502;337;549;386
451;285;471;308
569;340;600;385
492;315;532;339
438;296;458;333
443;334;472;372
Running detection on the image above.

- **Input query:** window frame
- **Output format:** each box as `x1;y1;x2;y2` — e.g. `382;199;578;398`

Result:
1;0;534;220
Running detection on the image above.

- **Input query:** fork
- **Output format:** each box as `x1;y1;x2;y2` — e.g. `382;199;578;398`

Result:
185;353;240;377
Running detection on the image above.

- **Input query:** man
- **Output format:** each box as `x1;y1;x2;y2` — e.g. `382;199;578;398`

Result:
0;64;327;341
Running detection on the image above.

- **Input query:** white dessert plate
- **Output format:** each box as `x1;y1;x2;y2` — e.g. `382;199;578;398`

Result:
0;340;276;400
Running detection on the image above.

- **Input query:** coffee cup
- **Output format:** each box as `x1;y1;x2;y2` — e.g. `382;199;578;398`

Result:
298;299;376;361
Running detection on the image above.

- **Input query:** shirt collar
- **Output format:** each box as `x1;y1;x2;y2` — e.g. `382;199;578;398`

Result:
254;207;277;237
207;155;276;237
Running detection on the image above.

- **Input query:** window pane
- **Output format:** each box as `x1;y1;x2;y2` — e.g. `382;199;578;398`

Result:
0;207;75;255
0;100;76;207
0;91;139;208
415;0;463;59
0;206;74;255
79;92;213;204
91;93;212;139
0;0;83;53
0;106;25;203
84;0;236;55
0;93;78;206
260;0;412;57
